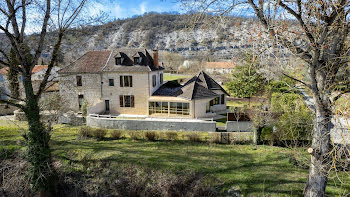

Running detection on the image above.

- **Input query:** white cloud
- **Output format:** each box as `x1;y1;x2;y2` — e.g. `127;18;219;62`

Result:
140;2;147;14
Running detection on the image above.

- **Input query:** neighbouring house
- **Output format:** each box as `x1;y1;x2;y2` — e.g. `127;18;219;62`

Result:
0;65;60;100
205;61;236;74
58;48;229;119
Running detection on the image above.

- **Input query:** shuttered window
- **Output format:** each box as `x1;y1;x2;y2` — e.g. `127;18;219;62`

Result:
120;95;134;107
120;76;132;87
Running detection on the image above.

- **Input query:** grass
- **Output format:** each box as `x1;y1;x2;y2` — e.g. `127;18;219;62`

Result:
226;100;262;108
1;120;349;196
164;73;191;81
215;117;227;127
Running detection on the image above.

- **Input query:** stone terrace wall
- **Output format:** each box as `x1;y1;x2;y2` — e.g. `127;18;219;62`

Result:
87;116;216;132
0;104;16;115
226;121;253;132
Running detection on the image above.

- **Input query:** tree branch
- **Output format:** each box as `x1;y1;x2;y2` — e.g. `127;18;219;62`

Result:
282;72;312;89
0;98;25;110
278;1;315;45
32;0;51;71
35;31;63;98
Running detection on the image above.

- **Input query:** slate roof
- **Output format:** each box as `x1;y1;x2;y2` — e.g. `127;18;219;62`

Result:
153;71;228;100
59;49;164;74
103;49;164;72
184;71;230;96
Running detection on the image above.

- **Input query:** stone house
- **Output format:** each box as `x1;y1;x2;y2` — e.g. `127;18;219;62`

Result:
205;61;236;74
0;65;59;100
58;49;229;119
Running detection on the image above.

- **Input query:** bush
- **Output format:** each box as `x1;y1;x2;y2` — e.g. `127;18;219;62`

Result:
165;131;178;141
209;133;221;144
92;129;107;140
144;131;159;141
0;147;16;160
129;131;143;140
229;132;254;145
188;132;202;142
79;127;93;138
261;126;274;144
110;130;123;140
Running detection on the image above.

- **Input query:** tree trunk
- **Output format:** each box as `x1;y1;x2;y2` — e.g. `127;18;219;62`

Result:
22;75;55;194
304;104;332;197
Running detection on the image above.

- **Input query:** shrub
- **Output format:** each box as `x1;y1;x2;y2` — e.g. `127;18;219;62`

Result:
229;132;254;145
165;131;178;141
144;131;159;141
111;130;123;140
209;133;221;144
0;147;16;160
129;131;143;140
79;127;93;138
261;126;274;145
92;128;107;140
188;132;202;142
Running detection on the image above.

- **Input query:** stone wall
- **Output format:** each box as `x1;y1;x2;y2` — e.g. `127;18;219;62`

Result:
226;121;253;132
14;110;59;123
0;104;16;115
87;115;216;132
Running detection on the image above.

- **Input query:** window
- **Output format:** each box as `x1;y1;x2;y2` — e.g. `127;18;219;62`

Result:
120;95;134;107
115;57;122;65
152;75;156;87
209;97;220;106
160;73;163;84
169;102;190;116
0;75;3;82
149;101;168;115
78;95;84;109
206;103;210;113
220;94;225;104
134;57;141;64
120;76;133;87
109;79;114;86
76;76;82;86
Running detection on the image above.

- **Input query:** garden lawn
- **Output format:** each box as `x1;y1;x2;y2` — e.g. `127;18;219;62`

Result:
163;73;191;81
1;121;349;196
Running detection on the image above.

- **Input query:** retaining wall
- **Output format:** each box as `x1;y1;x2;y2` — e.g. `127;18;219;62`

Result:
87;116;216;132
226;121;253;132
0;104;16;115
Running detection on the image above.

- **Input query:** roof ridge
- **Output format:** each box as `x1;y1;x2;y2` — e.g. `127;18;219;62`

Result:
101;50;113;72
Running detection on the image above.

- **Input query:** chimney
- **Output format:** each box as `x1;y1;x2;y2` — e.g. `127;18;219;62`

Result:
153;50;159;68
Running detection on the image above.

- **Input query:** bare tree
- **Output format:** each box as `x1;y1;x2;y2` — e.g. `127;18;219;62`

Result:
179;0;350;196
0;0;91;194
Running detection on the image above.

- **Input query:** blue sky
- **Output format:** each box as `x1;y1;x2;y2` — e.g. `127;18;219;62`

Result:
92;0;181;20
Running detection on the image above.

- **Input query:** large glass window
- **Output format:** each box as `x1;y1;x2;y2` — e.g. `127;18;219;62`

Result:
149;101;168;115
170;102;190;116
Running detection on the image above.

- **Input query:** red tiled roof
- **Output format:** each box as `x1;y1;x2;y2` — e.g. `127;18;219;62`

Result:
59;51;112;73
205;62;235;69
0;65;48;75
0;67;9;75
32;65;48;73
